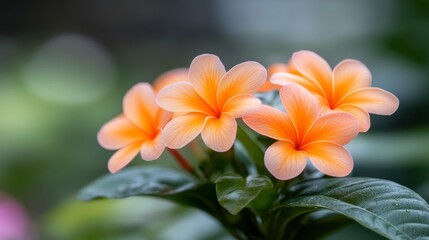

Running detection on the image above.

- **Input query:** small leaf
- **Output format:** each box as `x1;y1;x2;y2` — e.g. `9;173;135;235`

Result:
77;167;198;200
215;174;273;215
281;177;429;240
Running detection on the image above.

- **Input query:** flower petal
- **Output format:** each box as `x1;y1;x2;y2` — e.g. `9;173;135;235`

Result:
303;142;353;177
201;113;237;152
161;112;207;149
189;54;226;110
123;83;158;134
156;82;216;115
222;94;261;118
108;142;141;173
314;94;332;114
153;68;189;93
332;59;372;104
279;84;319;140
339;87;399;115
336;104;371;132
291;50;332;98
271;72;323;96
98;115;150;150
264;141;307;180
156;109;173;129
217;61;266;107
243;105;296;142
303;112;359;146
140;134;165;161
258;63;287;92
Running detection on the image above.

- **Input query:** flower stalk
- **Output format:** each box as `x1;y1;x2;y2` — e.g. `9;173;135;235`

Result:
167;148;192;172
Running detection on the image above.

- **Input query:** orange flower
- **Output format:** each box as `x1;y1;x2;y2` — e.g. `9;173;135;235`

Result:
153;68;189;93
258;63;288;92
97;83;172;173
156;54;266;152
271;50;399;132
243;84;359;180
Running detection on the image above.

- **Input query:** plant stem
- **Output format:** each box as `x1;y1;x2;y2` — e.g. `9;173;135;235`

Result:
167;148;193;172
167;148;207;180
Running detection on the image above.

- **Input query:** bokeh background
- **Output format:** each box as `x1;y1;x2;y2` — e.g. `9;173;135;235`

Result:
1;0;429;239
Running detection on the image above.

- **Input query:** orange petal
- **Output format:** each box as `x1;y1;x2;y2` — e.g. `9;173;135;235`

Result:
332;60;372;104
222;94;261;118
268;63;289;75
123;83;158;134
156;82;216;115
258;79;282;92
243;105;296;142
156;108;173;129
258;63;287;92
314;94;332;114
271;72;323;96
339;87;399;115
303;142;353;177
161;112;207;149
201;113;237;152
336;104;371;132
140;134;165;161
98;115;150;150
189;54;226;110
264;141;307;180
108;142;141;173
303;112;359;146
217;61;266;107
279;84;319;140
291;51;332;98
153;68;189;93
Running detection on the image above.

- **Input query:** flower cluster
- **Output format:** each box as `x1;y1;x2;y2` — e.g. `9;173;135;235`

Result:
98;51;399;180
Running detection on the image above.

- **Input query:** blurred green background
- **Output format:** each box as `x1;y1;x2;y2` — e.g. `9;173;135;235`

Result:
1;0;429;239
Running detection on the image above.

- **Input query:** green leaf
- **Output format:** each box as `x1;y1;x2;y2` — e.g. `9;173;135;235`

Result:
215;173;273;215
236;124;268;175
281;177;429;240
77;167;269;239
77;167;231;224
283;210;353;240
77;167;198;201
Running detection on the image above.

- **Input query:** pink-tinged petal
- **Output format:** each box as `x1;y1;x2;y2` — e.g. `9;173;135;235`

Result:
314;94;332;114
156;82;216;116
303;142;353;177
291;51;332;98
332;60;372;104
156;109;173;129
217;61;266;107
339;87;399;115
264;141;307;180
108;142;141;173
161;112;207;149
222;94;261;118
303;112;359;146
153;68;189;93
98;115;150;150
243;105;296;142
123;83;158;134
271;72;324;96
140;134;165;161
189;54;226;110
258;63;288;92
279;84;319;140
336;104;371;132
201;113;237;152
